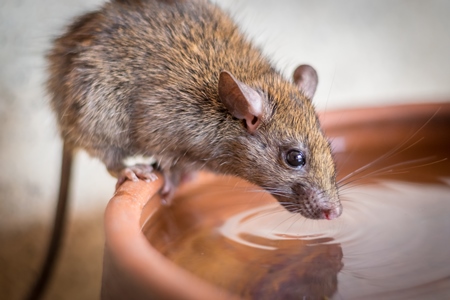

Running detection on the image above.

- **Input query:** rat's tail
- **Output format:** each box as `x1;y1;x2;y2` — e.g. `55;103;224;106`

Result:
25;141;73;300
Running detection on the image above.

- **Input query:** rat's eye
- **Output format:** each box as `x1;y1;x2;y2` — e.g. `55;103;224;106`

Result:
285;150;306;168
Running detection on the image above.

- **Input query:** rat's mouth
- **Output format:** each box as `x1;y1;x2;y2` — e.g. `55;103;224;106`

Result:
320;205;342;220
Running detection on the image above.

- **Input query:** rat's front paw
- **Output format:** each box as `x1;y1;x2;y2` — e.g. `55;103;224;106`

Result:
115;164;158;190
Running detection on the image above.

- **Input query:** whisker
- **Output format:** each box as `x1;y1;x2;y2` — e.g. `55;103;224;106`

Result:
284;214;303;233
244;208;288;223
338;108;441;185
338;157;446;189
270;213;300;231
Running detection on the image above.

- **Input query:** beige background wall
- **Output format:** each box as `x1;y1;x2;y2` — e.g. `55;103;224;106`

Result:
1;0;449;299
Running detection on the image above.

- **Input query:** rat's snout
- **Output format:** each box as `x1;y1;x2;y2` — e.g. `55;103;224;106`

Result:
276;194;342;220
310;191;342;220
302;197;342;220
277;184;342;220
319;202;342;220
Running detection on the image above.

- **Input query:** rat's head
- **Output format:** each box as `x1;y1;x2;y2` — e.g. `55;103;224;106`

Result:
218;65;341;220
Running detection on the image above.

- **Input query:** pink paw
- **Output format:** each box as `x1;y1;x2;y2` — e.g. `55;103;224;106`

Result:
115;164;158;190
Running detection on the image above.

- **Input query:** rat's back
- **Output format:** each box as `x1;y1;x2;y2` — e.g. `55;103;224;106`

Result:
47;0;271;162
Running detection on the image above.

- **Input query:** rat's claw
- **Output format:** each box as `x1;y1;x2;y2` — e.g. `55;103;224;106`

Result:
116;164;158;190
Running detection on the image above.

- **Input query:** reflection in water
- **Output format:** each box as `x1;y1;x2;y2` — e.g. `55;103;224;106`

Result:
143;104;450;299
218;208;343;298
246;239;343;300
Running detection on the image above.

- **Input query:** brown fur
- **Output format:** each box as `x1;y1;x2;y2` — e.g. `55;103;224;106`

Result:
47;0;341;219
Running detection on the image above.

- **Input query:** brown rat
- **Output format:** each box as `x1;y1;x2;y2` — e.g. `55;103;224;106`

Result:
48;0;342;220
47;0;342;220
27;2;342;297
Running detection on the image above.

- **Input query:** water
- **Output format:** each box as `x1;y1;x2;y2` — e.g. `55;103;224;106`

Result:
142;105;450;299
143;175;450;299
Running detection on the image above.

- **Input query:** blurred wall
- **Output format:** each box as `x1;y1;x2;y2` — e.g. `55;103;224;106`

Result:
0;0;449;299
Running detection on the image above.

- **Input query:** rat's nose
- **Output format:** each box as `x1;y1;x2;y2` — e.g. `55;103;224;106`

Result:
321;203;342;220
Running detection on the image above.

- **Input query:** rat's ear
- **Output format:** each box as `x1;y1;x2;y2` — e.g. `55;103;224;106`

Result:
293;65;318;99
218;71;262;133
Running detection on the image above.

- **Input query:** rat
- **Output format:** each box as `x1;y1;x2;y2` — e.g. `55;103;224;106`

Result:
47;0;342;220
27;2;342;298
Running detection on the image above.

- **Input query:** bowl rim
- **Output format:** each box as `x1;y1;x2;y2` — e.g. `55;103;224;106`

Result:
102;173;240;300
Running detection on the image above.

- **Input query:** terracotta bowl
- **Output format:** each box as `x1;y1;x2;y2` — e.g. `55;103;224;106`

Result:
101;102;450;300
